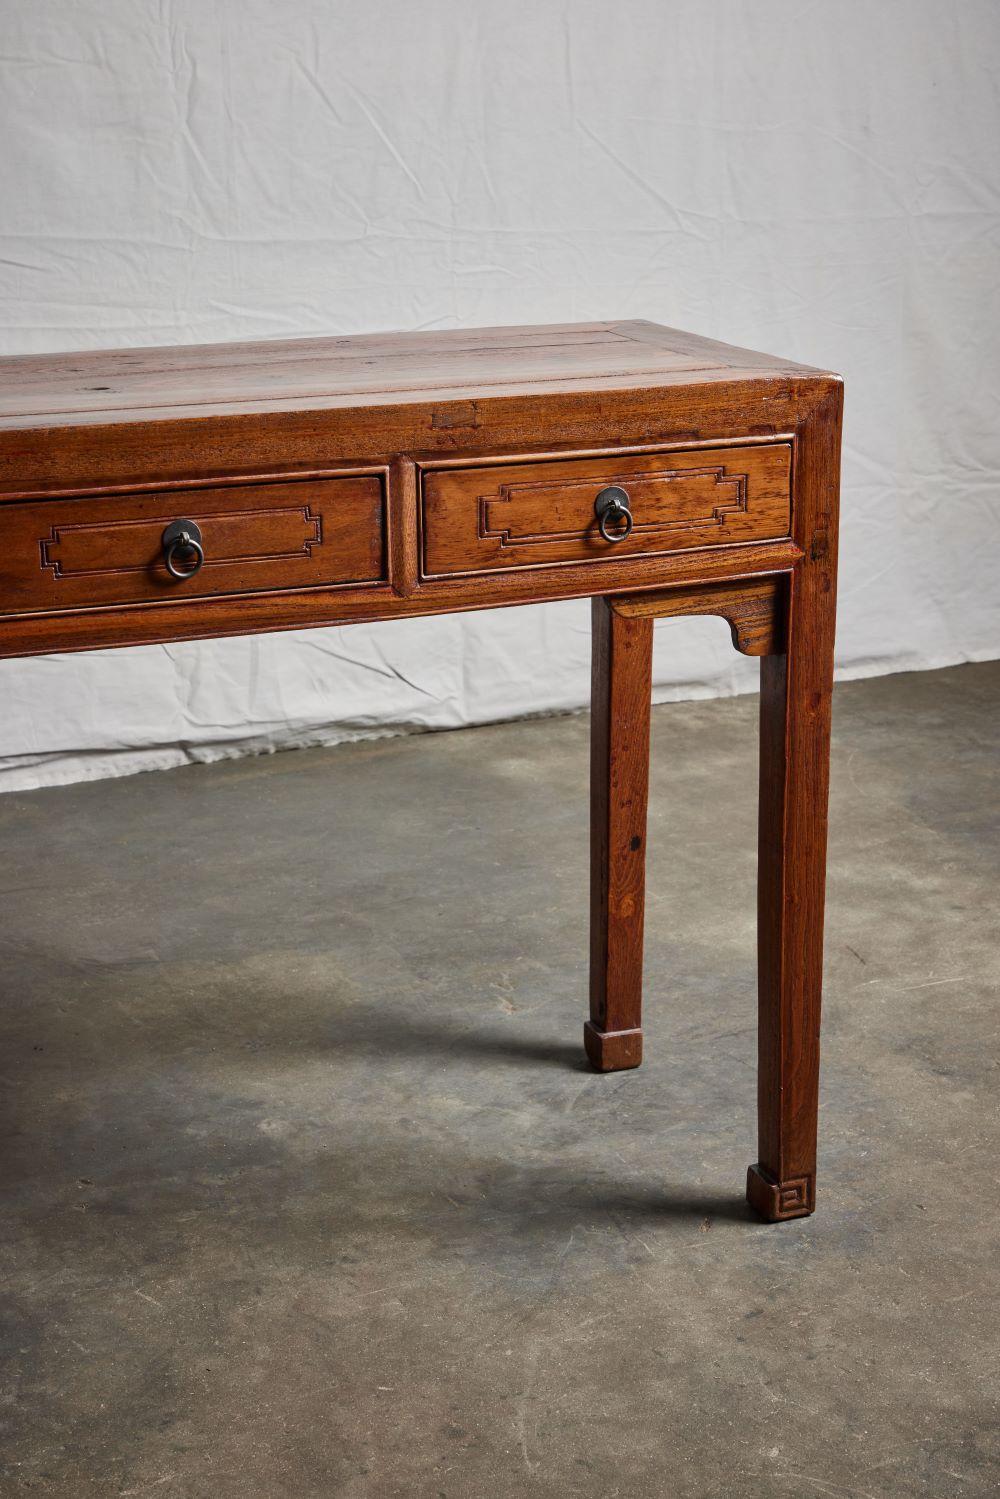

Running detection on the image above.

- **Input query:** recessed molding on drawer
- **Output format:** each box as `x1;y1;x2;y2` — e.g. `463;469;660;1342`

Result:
41;504;324;579
0;473;386;617
419;442;792;578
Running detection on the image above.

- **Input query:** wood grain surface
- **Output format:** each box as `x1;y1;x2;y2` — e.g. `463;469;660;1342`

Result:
614;576;786;656
586;596;654;1073
420;443;791;577
0;473;384;616
0;320;831;430
0;320;842;1222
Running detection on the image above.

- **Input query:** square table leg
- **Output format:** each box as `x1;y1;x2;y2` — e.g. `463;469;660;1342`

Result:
586;556;835;1221
585;595;653;1072
747;575;836;1222
585;577;784;1081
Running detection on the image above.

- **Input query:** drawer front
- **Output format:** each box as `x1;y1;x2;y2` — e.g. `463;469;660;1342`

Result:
421;444;791;577
0;474;385;616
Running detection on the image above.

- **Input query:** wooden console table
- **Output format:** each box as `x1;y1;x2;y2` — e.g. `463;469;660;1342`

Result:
0;321;841;1220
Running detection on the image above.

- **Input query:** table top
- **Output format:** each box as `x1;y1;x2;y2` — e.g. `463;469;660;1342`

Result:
0;320;831;430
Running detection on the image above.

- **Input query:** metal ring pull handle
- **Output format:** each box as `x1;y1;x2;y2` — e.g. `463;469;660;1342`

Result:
161;519;205;580
595;486;634;544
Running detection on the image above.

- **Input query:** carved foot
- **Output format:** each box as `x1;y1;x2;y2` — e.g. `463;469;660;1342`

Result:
746;1164;815;1221
583;1022;643;1072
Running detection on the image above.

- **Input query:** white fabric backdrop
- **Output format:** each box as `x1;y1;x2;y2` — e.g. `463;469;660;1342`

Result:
2;0;999;791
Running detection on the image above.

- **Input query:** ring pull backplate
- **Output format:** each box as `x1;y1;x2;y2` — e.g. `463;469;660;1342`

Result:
594;486;634;544
161;519;205;580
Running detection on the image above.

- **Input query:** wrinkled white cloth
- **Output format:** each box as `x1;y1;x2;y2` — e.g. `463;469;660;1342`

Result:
1;0;998;792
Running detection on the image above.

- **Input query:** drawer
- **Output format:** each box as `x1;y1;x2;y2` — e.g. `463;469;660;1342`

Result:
420;444;791;577
0;473;385;617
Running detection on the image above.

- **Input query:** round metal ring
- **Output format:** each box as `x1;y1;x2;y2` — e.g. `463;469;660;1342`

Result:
164;531;205;580
597;495;634;544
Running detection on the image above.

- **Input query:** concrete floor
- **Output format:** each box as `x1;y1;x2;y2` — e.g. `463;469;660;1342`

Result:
1;660;998;1498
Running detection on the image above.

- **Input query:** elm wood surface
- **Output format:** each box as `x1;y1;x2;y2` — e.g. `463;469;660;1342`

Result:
750;397;841;1221
0;320;842;1221
586;578;788;1076
0;474;385;615
0;320;827;429
420;443;792;577
587;598;653;1074
613;576;786;657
